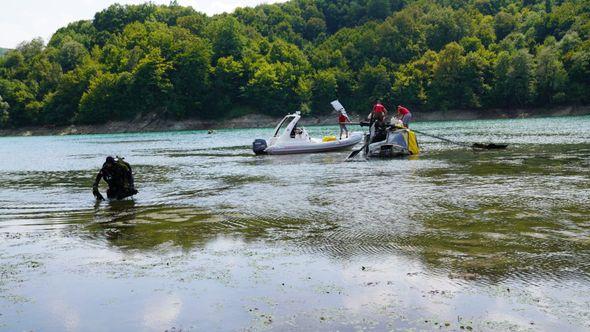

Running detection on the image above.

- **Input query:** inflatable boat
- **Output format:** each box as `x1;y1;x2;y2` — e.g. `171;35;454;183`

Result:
252;112;362;155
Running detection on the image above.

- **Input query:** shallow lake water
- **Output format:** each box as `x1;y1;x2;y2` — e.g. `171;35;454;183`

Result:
1;116;589;331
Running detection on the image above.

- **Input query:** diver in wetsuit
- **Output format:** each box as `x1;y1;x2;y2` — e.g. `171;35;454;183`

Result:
92;156;138;200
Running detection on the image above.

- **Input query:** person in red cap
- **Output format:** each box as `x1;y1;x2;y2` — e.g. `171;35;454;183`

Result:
396;105;412;128
370;99;388;123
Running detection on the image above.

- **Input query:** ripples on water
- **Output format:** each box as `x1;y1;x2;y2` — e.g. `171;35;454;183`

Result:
1;117;589;278
1;116;589;330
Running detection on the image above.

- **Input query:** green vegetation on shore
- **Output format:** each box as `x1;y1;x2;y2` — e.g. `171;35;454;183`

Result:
0;0;589;128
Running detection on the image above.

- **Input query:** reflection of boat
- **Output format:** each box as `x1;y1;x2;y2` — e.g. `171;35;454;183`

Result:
361;120;420;158
253;112;362;155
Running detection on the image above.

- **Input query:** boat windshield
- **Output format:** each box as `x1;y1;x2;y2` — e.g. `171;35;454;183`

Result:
273;116;295;137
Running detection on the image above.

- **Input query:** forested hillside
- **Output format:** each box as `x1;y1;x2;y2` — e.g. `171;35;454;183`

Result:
0;0;589;128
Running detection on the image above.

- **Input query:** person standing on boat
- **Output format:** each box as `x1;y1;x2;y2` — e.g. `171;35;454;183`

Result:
371;100;388;123
338;110;351;139
396;105;412;128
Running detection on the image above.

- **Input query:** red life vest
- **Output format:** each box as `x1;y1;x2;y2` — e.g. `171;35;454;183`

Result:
373;103;385;114
398;106;410;115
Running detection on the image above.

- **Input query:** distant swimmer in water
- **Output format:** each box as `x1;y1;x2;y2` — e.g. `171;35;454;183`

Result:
92;156;138;201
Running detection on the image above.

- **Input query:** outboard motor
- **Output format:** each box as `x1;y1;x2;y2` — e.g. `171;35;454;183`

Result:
252;139;268;155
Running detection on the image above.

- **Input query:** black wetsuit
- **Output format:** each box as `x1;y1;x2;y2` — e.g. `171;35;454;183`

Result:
93;160;137;200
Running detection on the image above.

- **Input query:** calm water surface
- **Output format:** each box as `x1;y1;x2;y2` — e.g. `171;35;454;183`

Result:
1;116;589;331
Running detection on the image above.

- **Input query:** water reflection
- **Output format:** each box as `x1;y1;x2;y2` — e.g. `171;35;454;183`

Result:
76;201;317;251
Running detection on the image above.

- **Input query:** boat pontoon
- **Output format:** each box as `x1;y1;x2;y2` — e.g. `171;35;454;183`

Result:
252;112;362;155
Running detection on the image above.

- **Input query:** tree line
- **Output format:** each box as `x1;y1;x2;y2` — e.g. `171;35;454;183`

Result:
0;0;588;128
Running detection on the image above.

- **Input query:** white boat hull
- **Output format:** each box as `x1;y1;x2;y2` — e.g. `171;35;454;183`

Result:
266;132;362;155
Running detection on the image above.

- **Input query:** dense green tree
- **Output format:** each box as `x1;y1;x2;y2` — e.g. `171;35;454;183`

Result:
57;39;89;71
153;2;197;26
247;60;310;115
545;0;584;39
176;14;208;36
558;31;582;54
78;72;132;124
461;50;492;108
0;95;9;126
460;37;484;53
209;56;245;116
127;49;173;114
357;63;391;103
376;9;425;63
28;53;63;97
1;50;27;81
169;38;212;117
41;62;99;124
391;64;426;108
206;16;247;61
475;15;497;47
367;0;391;20
0;79;40;126
93;3;157;34
391;50;437;108
268;39;310;74
564;42;590;103
535;45;568;104
429;43;466;110
16;38;45;62
311;69;338;113
492;51;512;106
304;17;327;40
49;21;97;49
492;49;535;108
494;11;517;40
508;50;535;106
0;0;588;128
424;6;470;51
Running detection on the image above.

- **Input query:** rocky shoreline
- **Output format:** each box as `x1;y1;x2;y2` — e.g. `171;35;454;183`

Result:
1;105;588;137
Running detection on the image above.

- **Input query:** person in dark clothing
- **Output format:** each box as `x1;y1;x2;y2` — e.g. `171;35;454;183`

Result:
92;156;138;200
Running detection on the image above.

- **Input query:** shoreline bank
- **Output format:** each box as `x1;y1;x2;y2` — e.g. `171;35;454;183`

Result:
1;105;588;137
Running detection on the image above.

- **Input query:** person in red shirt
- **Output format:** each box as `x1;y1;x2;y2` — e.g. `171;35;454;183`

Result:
396;105;412;128
338;111;351;139
371;100;388;123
